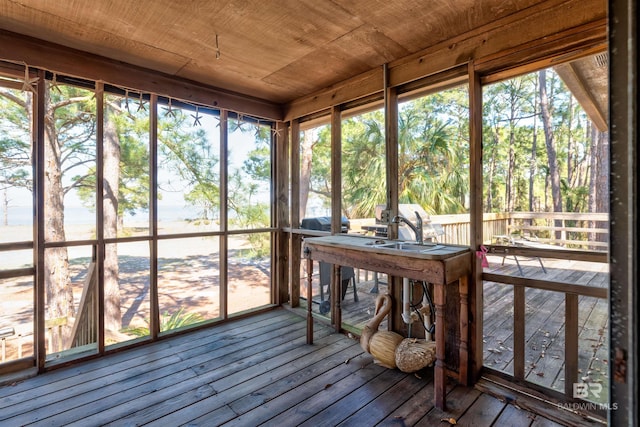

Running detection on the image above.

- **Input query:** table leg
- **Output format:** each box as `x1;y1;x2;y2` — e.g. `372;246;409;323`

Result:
370;271;379;293
434;282;446;410
458;275;469;386
307;257;313;344
332;264;341;333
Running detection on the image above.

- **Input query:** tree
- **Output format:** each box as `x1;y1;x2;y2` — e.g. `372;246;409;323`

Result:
77;95;151;227
480;65;608;248
299;128;315;220
0;89;33;226
342;109;386;218
482;75;538;213
539;69;564;238
158;108;219;222
528;77;539;213
305;125;333;216
1;81;155;346
76;94;151;334
316;86;471;220
103;103;122;333
37;83;95;347
226;120;272;257
400;88;470;214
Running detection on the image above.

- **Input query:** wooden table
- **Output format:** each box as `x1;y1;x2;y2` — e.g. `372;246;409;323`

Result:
303;234;472;410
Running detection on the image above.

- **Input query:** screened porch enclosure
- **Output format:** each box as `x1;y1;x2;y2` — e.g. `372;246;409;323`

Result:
1;0;634;423
0;76;276;368
285;51;610;415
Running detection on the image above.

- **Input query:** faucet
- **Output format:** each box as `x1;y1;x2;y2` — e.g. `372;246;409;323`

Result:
392;211;423;244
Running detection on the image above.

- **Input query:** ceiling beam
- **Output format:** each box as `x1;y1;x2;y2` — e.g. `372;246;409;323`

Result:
0;29;283;121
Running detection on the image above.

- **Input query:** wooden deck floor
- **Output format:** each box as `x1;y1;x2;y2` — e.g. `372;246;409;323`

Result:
1;308;579;427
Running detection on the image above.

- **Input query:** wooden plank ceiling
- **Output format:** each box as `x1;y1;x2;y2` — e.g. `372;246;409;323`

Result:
1;0;552;104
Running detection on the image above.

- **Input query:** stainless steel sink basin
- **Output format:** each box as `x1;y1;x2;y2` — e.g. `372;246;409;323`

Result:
373;242;437;252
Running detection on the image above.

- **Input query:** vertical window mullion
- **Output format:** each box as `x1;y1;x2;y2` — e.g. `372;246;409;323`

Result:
35;69;46;371
149;93;159;339
219;109;228;319
95;82;105;353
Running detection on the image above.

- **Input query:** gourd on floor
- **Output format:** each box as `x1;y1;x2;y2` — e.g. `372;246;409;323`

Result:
360;293;436;372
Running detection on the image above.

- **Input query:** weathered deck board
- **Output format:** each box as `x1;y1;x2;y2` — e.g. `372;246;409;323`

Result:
476;376;604;427
378;378;454;426
415;386;484;426
337;372;431;427
530;417;568;427
7;313;328;426
494;403;536;427
0;308;586;426
456;392;508;426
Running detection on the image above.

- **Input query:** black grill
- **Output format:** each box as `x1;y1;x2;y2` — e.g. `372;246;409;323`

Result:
300;216;350;233
301;216;357;312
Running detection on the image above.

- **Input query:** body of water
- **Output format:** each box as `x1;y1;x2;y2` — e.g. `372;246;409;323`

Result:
1;205;206;226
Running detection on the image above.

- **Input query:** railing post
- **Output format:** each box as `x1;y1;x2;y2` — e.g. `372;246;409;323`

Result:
514;285;526;379
565;293;579;397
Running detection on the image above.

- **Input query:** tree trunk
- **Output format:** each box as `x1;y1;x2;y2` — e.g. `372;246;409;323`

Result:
486;130;498;212
299;129;314;219
507;125;515;212
103;107;122;333
2;187;7;226
529;80;538;214
588;123;598;246
538;70;563;241
506;91;519;213
595;130;609;244
43;88;75;351
567;94;574;186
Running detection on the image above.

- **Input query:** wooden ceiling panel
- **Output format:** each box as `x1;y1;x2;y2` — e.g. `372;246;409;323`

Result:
554;53;609;131
332;0;546;52
262;24;410;101
170;0;364;73
0;0;192;75
0;0;606;107
262;45;370;102
174;0;371;101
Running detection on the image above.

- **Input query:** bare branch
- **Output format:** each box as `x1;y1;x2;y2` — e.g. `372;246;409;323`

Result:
0;89;29;109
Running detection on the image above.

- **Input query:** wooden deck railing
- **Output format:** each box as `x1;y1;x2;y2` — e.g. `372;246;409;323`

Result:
429;211;609;407
68;260;98;349
429;212;609;250
483;264;608;406
482;234;608;411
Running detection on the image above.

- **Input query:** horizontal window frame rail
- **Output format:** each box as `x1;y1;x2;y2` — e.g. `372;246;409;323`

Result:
285;228;332;237
0;241;33;251
36;228;276;248
0;268;35;280
215;227;275;236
